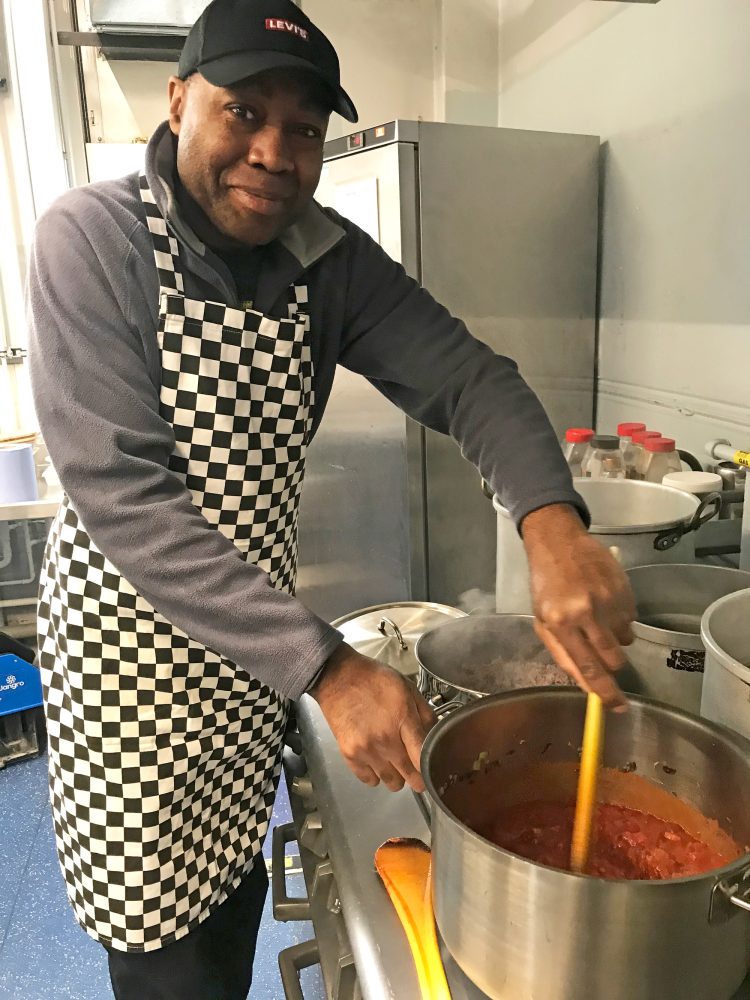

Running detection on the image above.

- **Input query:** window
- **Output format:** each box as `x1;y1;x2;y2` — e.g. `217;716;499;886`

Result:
0;0;69;437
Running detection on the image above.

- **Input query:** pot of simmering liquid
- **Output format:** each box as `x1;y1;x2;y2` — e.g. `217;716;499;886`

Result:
420;689;750;1000
414;613;574;705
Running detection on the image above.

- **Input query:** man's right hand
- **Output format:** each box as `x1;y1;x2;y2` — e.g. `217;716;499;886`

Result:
309;643;436;793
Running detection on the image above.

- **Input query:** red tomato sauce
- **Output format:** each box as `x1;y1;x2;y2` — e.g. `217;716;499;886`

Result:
480;801;733;879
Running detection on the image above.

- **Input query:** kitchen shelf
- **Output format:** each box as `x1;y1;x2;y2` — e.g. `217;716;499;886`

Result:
0;492;62;523
57;30;186;62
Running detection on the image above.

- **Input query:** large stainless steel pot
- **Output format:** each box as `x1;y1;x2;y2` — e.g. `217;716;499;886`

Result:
701;588;750;741
621;565;750;713
414;613;573;705
493;479;722;614
421;688;750;1000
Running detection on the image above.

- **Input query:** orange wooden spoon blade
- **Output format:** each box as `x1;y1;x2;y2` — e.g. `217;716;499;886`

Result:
374;838;452;999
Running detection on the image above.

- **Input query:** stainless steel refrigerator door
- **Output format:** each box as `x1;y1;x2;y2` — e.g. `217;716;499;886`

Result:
415;122;599;605
296;142;426;621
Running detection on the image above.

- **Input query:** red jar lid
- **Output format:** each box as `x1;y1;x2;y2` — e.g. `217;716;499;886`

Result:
565;428;594;443
617;422;646;437
645;437;676;452
631;430;660;444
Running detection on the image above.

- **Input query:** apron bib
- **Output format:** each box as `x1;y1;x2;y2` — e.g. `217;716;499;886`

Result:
36;175;314;952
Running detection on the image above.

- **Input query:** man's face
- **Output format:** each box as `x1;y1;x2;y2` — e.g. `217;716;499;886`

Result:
168;69;330;246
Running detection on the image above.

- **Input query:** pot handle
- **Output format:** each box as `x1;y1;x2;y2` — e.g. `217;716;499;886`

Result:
414;695;465;827
709;862;750;924
653;492;723;551
729;888;750;914
427;693;465;718
377;617;408;651
678;448;703;472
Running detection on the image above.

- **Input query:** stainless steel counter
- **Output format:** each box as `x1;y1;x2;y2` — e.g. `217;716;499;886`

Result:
284;695;750;1000
291;695;434;999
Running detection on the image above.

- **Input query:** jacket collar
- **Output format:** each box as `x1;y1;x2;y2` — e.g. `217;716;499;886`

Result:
145;120;346;272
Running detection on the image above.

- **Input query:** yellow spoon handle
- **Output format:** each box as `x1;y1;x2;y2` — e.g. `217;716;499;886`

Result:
570;691;604;874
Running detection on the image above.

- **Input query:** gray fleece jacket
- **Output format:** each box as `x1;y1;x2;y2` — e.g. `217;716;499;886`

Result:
27;121;586;700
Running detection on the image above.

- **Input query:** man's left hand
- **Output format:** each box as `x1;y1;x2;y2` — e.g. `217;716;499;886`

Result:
521;503;635;711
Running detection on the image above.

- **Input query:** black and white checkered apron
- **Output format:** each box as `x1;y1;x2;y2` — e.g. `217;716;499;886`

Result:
36;174;314;953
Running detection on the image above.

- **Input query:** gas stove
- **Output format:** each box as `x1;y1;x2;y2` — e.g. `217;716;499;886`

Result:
275;696;750;1000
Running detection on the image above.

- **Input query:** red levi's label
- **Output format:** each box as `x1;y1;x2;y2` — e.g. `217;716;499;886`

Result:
265;18;309;40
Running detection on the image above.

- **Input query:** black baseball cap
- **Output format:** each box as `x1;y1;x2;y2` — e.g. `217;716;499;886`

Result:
178;0;358;122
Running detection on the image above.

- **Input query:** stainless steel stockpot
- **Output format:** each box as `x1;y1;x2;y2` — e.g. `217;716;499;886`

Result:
493;479;721;614
421;688;750;1000
621;564;750;713
701;588;750;741
414;612;573;705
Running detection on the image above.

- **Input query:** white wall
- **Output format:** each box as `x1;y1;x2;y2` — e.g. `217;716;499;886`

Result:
307;0;436;139
435;0;499;126
497;0;750;462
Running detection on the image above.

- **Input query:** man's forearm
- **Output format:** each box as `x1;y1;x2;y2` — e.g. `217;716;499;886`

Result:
521;502;587;550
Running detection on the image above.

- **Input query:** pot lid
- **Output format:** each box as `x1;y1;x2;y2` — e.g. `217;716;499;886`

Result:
330;601;466;677
661;471;723;495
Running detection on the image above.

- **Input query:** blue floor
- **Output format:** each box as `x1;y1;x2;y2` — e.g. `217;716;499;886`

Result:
0;752;325;999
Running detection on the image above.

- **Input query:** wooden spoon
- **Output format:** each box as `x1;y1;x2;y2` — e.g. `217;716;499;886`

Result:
570;546;622;873
570;691;604;873
374;838;451;999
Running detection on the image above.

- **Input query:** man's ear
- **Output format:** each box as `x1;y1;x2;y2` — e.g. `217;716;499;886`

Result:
168;76;188;135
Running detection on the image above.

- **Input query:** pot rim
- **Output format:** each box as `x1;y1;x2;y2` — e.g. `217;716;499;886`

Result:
421;687;750;886
493;480;700;535
417;663;487;699
701;588;750;683
628;565;750;649
630;621;705;650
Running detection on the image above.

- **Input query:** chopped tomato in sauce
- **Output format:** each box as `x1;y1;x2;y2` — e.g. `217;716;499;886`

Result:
481;801;732;879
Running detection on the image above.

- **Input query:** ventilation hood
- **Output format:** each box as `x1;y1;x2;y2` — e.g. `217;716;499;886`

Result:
89;1;210;33
58;1;213;61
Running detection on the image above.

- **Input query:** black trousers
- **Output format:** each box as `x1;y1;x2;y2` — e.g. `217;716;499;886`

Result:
105;860;268;1000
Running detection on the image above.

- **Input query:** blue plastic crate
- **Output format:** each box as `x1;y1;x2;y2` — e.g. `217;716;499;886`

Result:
0;654;43;717
0;653;45;767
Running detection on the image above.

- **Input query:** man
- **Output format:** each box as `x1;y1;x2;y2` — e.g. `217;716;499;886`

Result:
27;0;634;996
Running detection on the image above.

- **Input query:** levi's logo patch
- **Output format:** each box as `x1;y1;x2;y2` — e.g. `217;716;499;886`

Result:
265;18;309;40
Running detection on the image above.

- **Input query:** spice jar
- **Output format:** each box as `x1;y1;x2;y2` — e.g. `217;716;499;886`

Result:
562;428;594;477
581;435;626;480
626;430;661;479
617;422;646;451
641;437;681;483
